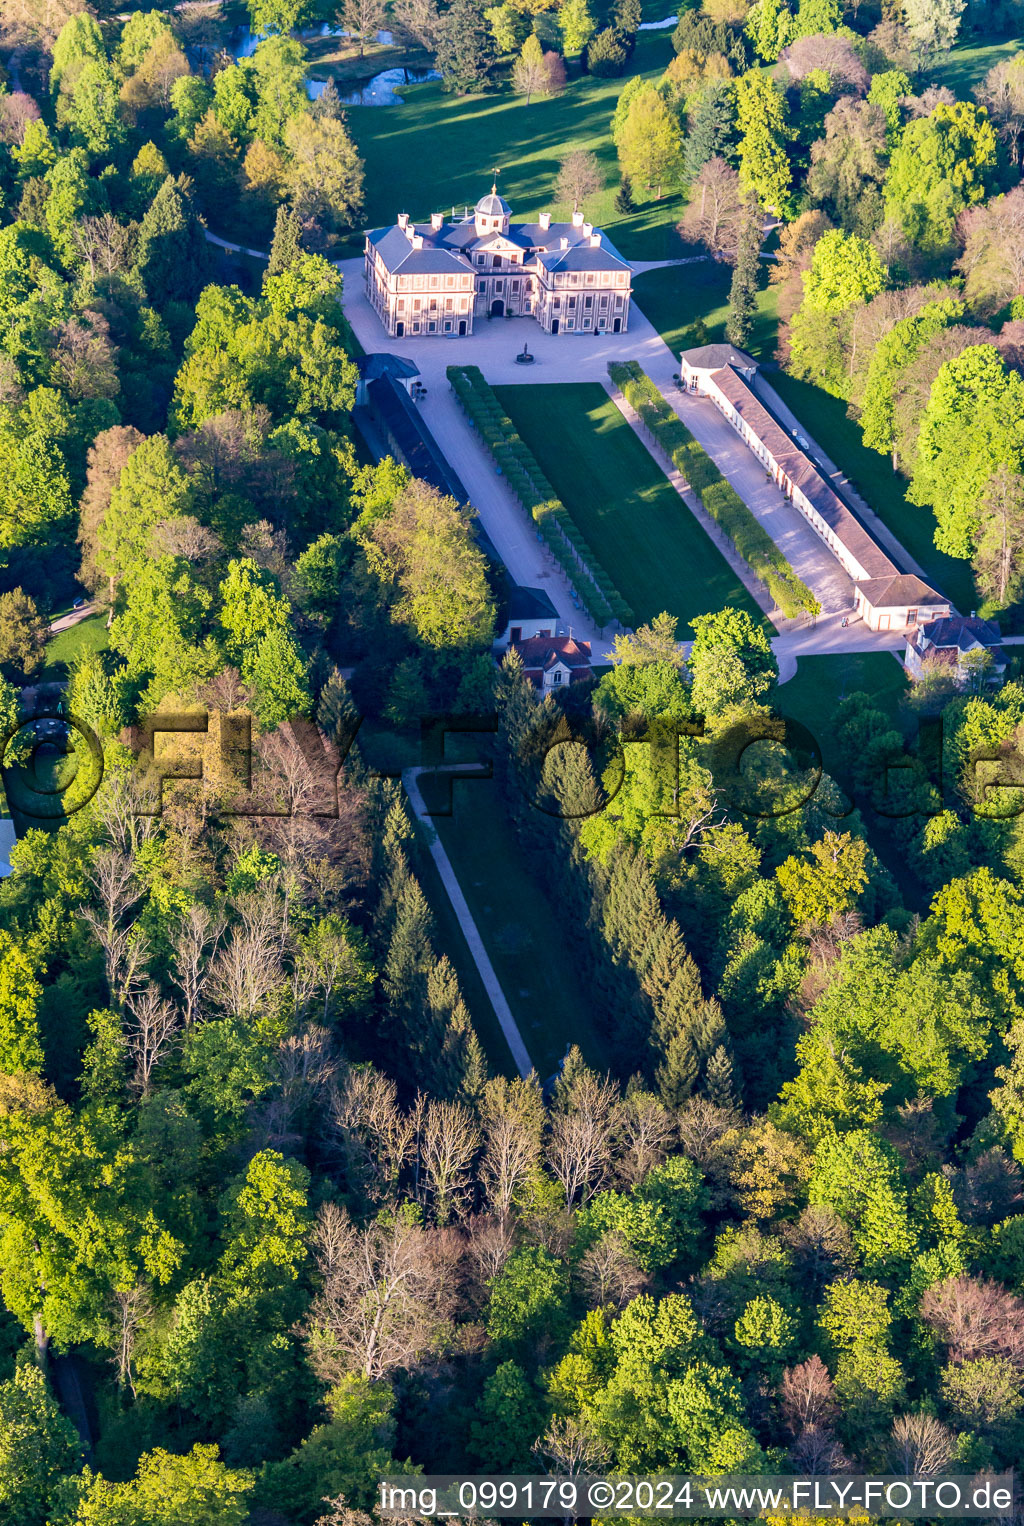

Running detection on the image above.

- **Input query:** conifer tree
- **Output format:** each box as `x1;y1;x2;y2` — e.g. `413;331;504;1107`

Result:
685;81;737;181
267;204;303;278
136;175;210;306
726;193;762;348
444;1008;489;1107
425;957;488;1101
310;77;344;120
383;876;434;1041
376;795;416;933
705;1044;739;1110
614;175;635;213
656;1023;700;1106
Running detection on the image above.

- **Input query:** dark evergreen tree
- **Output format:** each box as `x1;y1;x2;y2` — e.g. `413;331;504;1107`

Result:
585;26;629;75
614;175;636;213
684;81;738;181
383;875;435;1055
426;957;489;1101
726;192;762;348
435;0;495;93
705;1043;738;1110
266;205;304;278
135;174;211;307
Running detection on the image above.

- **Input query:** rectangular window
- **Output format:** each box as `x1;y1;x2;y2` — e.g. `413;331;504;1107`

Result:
553;670;563;683
584;295;593;308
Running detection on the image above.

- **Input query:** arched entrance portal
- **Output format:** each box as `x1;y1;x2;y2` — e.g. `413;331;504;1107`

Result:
490;298;505;318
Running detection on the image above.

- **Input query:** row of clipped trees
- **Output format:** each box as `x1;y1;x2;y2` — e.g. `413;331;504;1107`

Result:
447;365;635;629
610;361;820;621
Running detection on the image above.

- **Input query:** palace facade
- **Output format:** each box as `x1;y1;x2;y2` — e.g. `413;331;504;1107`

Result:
364;186;633;338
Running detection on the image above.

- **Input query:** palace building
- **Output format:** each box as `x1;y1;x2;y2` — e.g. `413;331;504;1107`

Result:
364;185;633;338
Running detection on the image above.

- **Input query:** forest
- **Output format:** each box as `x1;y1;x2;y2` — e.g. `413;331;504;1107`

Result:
0;0;1024;1519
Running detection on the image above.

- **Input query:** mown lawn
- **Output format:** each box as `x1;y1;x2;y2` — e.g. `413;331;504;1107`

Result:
424;777;612;1079
925;34;1023;93
632;261;780;362
767;373;979;615
495;382;768;634
778;652;909;767
41;612;109;682
343;30;683;261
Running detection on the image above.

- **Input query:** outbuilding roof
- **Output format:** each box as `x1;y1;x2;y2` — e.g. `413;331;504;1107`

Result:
854;573;948;608
356;352;421;382
919;615;1003;650
681;343;758;372
507;585;559;621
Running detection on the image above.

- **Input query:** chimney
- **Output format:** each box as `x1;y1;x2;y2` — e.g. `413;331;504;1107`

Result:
397;212;409;231
590;233;601;248
430;211;444;231
539;211;551;231
572;208;584;228
560;236;569;249
412;234;424;249
583;221;593;237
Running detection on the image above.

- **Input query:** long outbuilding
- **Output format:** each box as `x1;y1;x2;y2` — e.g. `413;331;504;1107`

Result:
680;345;952;632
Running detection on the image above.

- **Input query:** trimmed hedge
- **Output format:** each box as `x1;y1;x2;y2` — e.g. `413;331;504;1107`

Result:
447;363;634;628
608;360;819;621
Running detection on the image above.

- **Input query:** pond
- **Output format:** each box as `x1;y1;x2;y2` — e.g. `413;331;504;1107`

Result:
231;25;439;103
330;65;441;104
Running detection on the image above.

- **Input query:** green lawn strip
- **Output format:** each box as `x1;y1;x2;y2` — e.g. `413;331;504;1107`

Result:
449;364;629;625
924;35;1023;94
427;778;613;1079
766;373;979;615
610;360;816;619
407;803;522;1080
41;612;109;682
496;382;767;635
632;262;780;361
343;31;680;261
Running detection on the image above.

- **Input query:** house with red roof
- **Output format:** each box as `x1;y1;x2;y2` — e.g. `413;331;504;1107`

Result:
511;635;593;694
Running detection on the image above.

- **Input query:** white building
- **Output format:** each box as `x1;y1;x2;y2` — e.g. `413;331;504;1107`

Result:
905;616;1007;684
680;345;952;632
365;186;633;339
496;585;561;649
512;634;593;693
